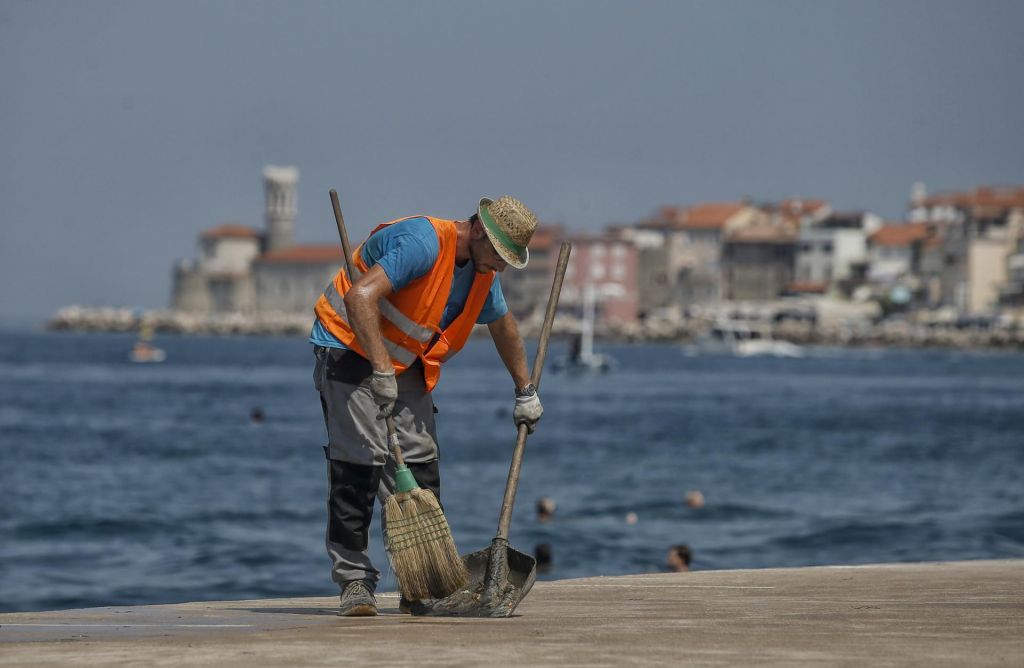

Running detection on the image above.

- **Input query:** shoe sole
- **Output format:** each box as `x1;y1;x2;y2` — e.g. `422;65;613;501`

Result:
339;604;378;617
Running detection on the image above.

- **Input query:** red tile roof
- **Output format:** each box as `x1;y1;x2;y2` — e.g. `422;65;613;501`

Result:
683;203;746;229
257;244;344;264
202;223;261;240
920;186;1024;209
869;222;933;247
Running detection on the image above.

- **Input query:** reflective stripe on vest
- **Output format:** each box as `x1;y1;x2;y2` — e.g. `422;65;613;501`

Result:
321;279;418;366
323;261;435;346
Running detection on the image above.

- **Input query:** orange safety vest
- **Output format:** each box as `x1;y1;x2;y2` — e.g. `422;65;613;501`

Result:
313;216;495;391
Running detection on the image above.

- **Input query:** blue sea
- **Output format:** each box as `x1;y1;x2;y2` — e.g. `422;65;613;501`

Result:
1;330;1022;612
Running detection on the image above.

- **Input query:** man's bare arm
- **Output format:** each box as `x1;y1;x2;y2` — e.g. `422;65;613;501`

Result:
487;312;532;390
343;265;395;373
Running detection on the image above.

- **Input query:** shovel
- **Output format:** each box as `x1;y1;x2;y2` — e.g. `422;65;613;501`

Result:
414;241;572;617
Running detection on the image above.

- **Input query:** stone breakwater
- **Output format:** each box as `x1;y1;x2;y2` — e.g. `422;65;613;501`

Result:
47;306;312;337
45;306;595;339
46;305;1024;349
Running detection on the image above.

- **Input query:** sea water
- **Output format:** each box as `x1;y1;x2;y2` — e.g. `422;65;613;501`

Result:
1;330;1021;612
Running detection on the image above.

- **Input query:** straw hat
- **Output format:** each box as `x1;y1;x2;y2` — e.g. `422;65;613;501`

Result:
477;195;538;269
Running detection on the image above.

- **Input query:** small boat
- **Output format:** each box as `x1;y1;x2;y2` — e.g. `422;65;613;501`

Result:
692;319;803;358
130;325;166;363
552;283;616;373
130;340;166;363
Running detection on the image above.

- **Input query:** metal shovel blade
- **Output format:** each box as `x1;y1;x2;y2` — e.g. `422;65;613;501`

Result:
411;538;537;617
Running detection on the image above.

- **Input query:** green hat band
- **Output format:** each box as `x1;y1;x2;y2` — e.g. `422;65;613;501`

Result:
479;205;525;256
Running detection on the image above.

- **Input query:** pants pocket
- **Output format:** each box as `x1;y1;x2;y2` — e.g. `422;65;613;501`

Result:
325;348;374;385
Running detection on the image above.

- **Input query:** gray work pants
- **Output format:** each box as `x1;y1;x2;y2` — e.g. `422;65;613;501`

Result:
312;345;440;591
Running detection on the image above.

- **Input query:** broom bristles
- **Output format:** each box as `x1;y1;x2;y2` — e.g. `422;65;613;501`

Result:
384;488;469;600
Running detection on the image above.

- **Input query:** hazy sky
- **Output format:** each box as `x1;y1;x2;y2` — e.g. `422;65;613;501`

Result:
2;1;1023;323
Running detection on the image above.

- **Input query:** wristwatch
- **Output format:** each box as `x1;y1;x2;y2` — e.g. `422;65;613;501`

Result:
516;383;537;398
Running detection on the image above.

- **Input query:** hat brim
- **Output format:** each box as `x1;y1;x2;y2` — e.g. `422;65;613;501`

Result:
478;197;529;269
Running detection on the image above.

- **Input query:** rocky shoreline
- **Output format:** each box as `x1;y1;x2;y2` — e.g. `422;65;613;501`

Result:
44;305;1024;350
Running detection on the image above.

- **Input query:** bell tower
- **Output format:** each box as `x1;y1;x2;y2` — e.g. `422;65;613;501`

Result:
263;165;299;253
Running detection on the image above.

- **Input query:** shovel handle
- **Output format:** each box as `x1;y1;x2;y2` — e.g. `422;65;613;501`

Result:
328;189;404;467
495;241;572;540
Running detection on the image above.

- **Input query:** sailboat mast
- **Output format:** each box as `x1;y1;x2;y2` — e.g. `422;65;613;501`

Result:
582;283;595;360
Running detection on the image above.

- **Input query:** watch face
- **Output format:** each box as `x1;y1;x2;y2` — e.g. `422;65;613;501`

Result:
517;383;537;397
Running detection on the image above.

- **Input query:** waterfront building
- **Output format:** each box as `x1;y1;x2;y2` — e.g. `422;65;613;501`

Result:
625;211;680;317
676;203;763;306
616;226;673;319
172;220;262;311
171;223;261;313
999;236;1024;315
909;185;1024;314
561;229;640;325
917;233;947;308
253;245;343;314
865;222;936;309
630;202;764;312
171;166;341;315
721;220;798;301
795;211;882;293
867;222;933;283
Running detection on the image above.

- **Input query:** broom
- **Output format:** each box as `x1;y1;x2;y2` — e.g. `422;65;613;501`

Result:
381;419;468;600
328;189;468;601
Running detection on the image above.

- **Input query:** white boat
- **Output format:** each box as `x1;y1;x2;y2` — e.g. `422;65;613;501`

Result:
552;283;616;373
693;319;803;358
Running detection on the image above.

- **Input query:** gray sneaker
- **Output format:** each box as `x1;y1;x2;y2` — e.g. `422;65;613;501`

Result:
338;580;377;617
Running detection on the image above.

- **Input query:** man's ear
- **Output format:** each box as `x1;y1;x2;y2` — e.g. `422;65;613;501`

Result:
470;218;486;239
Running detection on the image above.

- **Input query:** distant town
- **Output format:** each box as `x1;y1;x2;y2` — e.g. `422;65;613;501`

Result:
50;166;1024;349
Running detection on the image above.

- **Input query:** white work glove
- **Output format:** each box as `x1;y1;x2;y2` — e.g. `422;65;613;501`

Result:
513;383;543;434
369;370;398;420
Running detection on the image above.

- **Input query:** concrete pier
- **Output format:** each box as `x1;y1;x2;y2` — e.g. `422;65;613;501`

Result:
2;560;1021;666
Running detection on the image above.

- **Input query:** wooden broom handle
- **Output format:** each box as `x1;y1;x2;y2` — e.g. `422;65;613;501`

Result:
495;242;572;540
329;189;403;465
330;189;356;278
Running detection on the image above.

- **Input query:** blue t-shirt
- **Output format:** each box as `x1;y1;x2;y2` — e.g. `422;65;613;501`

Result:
309;217;508;348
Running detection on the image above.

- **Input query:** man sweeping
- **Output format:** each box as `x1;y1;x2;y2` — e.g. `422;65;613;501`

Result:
311;195;544;616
